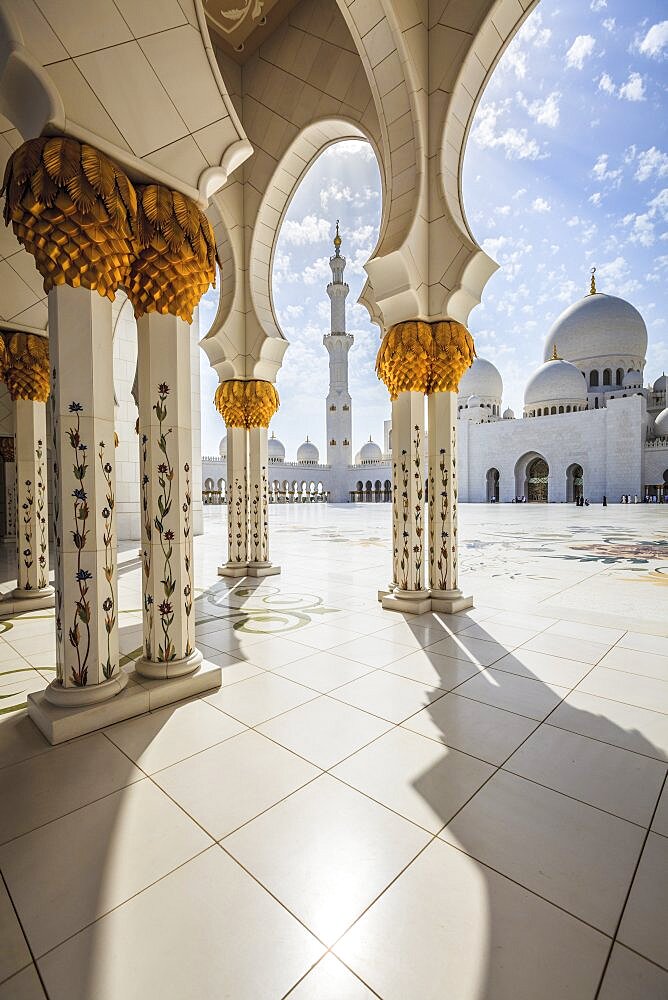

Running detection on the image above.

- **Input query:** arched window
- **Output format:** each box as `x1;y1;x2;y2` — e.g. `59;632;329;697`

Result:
590;370;599;387
594;397;599;409
558;405;564;414
616;368;624;385
550;406;557;415
603;368;611;386
329;404;336;411
566;405;571;413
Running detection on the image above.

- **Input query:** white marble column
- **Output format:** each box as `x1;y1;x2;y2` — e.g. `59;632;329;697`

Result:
219;425;249;576
247;426;280;577
136;312;202;679
13;399;54;605
381;391;430;614
427;391;472;613
44;284;125;705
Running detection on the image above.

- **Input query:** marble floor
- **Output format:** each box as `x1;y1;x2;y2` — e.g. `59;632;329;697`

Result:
0;503;667;999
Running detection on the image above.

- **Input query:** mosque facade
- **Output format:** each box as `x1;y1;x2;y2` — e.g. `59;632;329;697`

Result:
203;246;668;505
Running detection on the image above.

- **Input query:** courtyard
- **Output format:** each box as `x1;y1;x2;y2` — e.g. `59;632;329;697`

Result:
0;503;666;999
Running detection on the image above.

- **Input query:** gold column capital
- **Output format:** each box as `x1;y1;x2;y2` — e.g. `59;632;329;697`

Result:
214;379;280;428
126;184;217;324
0;332;50;402
1;136;137;300
375;319;475;398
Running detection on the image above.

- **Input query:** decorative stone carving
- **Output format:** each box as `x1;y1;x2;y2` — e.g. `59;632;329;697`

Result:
0;332;50;402
214;378;279;428
375;319;476;399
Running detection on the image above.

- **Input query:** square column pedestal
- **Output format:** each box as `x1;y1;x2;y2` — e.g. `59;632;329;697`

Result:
381;391;431;615
427;390;472;614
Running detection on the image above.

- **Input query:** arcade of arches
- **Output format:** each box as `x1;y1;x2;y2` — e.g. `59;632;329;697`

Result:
0;5;666;1000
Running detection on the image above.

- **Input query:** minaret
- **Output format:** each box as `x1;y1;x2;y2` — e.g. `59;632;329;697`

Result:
324;221;353;467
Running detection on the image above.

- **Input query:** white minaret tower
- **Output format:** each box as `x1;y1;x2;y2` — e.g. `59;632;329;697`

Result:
324;221;353;467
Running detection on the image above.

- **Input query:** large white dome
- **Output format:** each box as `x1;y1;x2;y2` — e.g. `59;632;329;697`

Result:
297;437;319;464
525;358;588;409
655;407;668;437
359;438;382;463
268;433;285;462
543;292;647;366
218;436;227;459
653;374;668;393
458;357;503;400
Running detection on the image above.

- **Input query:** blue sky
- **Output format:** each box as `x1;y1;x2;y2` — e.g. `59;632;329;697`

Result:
200;0;668;457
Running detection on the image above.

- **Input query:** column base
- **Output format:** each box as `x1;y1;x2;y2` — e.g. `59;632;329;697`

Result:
28;659;222;745
1;585;55;614
430;589;474;614
135;647;203;680
381;589;432;615
44;670;128;707
218;563;249;578
246;562;281;578
377;583;396;602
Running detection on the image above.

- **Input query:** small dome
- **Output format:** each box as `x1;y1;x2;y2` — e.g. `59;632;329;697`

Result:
268;432;285;462
543;291;647;366
525;358;587;408
503;407;515;419
466;394;483;408
218;435;227;459
655;407;668;437
622;370;642;389
458;357;503;401
653;373;668;393
297;436;319;464
359;438;382;463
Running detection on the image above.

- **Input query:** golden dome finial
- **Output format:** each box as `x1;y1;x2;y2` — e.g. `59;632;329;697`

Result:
552;343;560;361
589;266;597;295
333;219;342;255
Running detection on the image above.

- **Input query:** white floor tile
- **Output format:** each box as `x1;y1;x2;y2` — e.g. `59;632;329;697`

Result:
545;620;626;644
578;667;668;714
453;668;570;721
459;621;542;648
403;692;538;765
520;631;613;664
491;647;591;687
0;779;211;956
619;633;668;658
599;645;668;681
332;635;415;669
285;953;376;999
333;726;493;833
335;838;609;1000
223;774;429;944
0;876;31;983
598;943;668;1000
441;770;645;933
37;847;324;1000
104;699;244;774
205;671;317;727
331;669;444;724
505;724;667;825
0;733;142;844
618;832;668;969
425;634;510;668
257;696;391;769
381;648;480;690
548;689;668;762
273;651;373;693
153;729;319;839
0;966;46;1000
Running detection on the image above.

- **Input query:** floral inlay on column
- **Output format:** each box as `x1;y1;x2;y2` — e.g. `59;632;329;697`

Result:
36;439;47;589
99;442;116;680
434;447;449;590
51;370;63;680
67;402;91;687
399;449;409;590
183;462;193;656
153;383;176;663
412;424;423;590
20;476;34;589
141;431;154;658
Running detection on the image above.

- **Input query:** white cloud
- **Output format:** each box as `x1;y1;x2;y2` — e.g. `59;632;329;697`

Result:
618;72;646;101
496;205;511;216
590;0;606;10
532;197;551;213
621;188;668;247
281;214;332;246
591;153;622;185
567;215;581;226
348;224;375;246
471;102;543;160
320;181;353;211
602;18;616;31
285;304;304;319
637;20;668;59
634;147;668;182
598;71;646;101
589;192;602;206
518;90;561;128
565;34;595;69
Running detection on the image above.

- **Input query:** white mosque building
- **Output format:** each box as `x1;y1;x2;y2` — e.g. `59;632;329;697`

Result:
203;244;668;505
